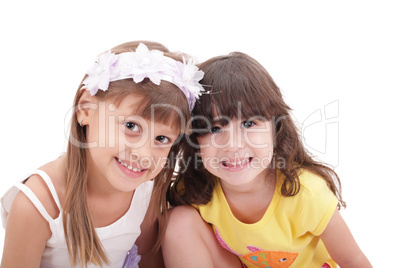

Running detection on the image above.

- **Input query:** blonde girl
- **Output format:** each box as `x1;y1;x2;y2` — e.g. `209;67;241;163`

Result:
163;52;372;267
1;41;203;267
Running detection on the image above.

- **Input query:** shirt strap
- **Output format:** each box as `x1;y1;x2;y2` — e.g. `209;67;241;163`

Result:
15;183;54;223
33;169;62;209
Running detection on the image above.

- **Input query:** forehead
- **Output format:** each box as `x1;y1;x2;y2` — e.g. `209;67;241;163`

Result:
105;93;184;134
112;93;147;113
210;103;269;122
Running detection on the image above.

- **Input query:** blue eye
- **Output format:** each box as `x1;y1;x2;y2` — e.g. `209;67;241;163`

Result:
241;120;256;128
156;135;170;144
125;122;140;132
209;126;222;134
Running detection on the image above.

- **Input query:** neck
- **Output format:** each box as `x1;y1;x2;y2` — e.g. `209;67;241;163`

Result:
220;169;276;197
219;169;277;224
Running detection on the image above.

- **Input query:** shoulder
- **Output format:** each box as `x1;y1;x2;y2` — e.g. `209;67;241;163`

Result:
1;156;67;262
298;169;329;195
6;186;52;229
1;174;57;266
23;156;66;219
298;170;338;218
277;169;329;207
1;188;52;266
193;182;221;217
288;169;339;235
281;169;338;217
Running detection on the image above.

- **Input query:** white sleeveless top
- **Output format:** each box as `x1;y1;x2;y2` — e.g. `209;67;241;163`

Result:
1;170;154;268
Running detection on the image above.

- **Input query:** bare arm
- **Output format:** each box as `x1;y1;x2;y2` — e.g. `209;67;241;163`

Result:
320;209;372;268
162;205;242;268
1;191;51;267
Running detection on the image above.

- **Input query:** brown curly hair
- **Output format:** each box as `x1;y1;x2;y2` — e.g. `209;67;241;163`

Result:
168;52;345;210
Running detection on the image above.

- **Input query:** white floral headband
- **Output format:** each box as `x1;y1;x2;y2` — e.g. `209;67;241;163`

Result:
82;43;205;111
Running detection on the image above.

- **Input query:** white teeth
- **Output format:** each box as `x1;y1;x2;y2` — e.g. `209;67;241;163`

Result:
117;158;140;172
127;165;139;172
225;158;250;167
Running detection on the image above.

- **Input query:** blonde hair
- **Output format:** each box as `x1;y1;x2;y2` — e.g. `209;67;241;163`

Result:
63;41;191;266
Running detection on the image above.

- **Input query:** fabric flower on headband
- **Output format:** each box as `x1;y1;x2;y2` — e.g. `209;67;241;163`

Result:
124;43;170;85
82;43;205;111
84;51;120;96
172;58;205;111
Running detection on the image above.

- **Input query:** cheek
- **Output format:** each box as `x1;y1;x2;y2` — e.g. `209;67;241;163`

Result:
196;136;207;146
86;120;101;143
197;136;214;156
256;147;274;168
199;148;221;171
151;148;172;168
86;116;115;147
246;131;274;149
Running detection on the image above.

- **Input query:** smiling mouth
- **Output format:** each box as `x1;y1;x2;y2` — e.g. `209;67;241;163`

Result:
221;157;253;168
116;158;144;172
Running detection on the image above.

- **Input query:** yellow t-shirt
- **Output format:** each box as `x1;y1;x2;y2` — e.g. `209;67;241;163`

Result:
195;170;339;268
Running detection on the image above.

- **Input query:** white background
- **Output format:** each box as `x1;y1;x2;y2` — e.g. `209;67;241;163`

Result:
1;0;401;266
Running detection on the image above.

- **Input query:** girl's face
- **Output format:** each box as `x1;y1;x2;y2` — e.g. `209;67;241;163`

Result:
196;111;275;189
85;93;180;193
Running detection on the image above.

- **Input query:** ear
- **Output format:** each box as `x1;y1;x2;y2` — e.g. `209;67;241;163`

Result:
76;89;93;126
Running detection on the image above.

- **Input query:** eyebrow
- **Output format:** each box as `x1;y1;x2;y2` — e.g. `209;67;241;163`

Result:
211;117;232;127
212;115;269;126
155;120;182;135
